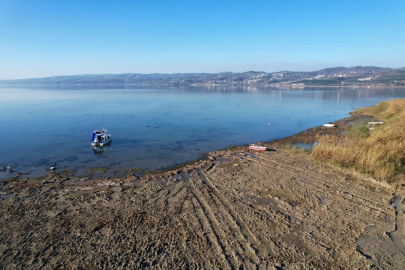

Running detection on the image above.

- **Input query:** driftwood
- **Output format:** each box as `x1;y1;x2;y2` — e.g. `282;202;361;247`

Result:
367;121;384;130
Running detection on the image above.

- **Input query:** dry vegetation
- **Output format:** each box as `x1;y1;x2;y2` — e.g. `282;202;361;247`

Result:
312;99;405;181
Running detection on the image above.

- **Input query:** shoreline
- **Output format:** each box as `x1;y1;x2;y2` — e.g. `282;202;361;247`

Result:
1;112;368;184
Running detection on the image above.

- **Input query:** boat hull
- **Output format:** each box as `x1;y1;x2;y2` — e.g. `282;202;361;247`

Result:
92;138;112;147
249;145;267;151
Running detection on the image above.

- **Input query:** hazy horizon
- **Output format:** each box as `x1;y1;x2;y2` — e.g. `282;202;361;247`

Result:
0;0;404;80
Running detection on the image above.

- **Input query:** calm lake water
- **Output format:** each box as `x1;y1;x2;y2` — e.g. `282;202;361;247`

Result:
1;85;405;180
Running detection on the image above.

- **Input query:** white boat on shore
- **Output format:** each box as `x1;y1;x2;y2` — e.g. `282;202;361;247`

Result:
249;145;267;152
92;128;112;147
323;123;336;127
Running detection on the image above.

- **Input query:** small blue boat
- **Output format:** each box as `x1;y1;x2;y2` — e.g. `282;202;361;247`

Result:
92;128;112;147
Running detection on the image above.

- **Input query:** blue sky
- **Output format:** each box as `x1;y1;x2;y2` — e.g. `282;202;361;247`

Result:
0;0;404;79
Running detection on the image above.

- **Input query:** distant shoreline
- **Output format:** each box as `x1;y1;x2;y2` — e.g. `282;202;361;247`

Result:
1;83;405;89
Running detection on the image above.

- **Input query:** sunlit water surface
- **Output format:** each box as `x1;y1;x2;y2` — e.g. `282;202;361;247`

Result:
1;85;405;179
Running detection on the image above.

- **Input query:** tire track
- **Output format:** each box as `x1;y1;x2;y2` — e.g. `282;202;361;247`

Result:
188;173;239;269
237;154;390;214
259;153;390;202
147;177;186;204
228;154;390;231
193;170;260;264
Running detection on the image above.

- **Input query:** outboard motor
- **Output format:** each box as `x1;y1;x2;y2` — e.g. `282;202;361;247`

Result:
92;131;97;142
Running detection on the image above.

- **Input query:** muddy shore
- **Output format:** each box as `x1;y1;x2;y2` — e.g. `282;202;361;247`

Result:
1;114;404;269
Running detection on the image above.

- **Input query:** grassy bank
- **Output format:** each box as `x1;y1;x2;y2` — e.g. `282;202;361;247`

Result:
311;99;405;181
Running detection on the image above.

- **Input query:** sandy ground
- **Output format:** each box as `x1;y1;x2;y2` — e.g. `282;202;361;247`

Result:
1;115;405;269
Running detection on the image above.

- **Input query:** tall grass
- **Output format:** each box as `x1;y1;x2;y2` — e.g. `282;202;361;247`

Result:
311;99;405;181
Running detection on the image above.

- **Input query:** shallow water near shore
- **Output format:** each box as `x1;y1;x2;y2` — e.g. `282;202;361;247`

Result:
1;85;405;180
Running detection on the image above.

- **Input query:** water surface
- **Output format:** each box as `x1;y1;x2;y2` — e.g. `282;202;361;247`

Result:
1;85;405;179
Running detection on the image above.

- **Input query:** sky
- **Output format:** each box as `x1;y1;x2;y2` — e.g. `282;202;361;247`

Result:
0;0;404;79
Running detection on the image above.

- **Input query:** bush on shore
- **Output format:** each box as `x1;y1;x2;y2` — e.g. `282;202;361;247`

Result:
311;99;405;182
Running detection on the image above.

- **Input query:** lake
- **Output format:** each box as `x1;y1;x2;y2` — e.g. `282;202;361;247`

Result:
1;85;405;180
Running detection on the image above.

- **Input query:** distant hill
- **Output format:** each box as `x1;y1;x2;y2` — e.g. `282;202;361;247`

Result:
1;66;404;87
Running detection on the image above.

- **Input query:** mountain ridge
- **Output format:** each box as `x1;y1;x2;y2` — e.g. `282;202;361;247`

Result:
1;66;404;87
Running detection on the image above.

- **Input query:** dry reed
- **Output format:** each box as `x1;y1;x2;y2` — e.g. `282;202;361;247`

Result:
311;99;405;181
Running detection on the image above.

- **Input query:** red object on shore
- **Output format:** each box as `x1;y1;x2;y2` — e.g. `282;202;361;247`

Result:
249;145;267;152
